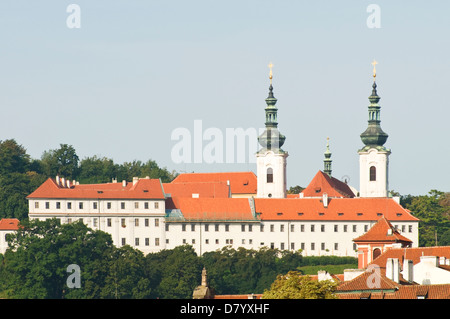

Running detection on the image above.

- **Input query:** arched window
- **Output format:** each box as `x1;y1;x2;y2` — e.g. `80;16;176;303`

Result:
373;248;381;260
267;168;273;183
369;166;376;181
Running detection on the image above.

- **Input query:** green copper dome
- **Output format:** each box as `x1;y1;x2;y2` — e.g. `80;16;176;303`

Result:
360;81;389;148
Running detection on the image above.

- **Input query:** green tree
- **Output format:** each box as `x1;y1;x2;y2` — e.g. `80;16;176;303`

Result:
41;144;79;180
262;271;338;299
101;245;151;299
0;139;30;174
287;185;305;194
403;190;450;247
1;219;115;299
78;156;119;184
156;245;202;299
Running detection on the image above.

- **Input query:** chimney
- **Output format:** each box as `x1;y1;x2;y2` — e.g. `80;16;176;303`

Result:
403;259;414;283
67;180;71;188
420;256;439;267
439;257;446;266
392;258;400;283
56;176;60;186
323;193;328;208
112;178;117;183
386;258;400;282
133;177;139;185
61;177;66;188
122;180;127;187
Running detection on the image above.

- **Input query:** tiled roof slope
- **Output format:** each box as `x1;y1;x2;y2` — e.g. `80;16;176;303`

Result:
301;171;356;198
166;198;255;221
254;197;418;221
338;284;450;299
27;178;165;199
371;246;450;269
0;218;20;230
163;182;230;199
171;172;257;194
353;217;413;244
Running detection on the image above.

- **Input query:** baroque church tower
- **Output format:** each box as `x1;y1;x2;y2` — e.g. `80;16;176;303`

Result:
256;63;288;198
358;61;391;197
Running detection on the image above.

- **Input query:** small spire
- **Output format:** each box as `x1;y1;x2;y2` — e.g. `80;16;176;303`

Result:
371;59;378;81
324;137;332;177
268;62;273;85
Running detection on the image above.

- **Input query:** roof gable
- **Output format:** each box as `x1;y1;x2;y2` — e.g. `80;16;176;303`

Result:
0;218;20;230
353;217;413;244
301;171;355;198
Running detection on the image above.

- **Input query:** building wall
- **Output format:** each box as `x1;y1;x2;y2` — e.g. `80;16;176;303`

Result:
256;152;287;199
27;199;419;256
359;148;390;197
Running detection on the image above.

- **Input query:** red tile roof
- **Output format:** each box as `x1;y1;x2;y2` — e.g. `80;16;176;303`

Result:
338;284;450;299
254;197;419;221
166;198;255;221
171;172;257;194
27;178;165;199
163;182;230;199
0;218;20;230
301;171;355;198
371;246;450;269
353;217;413;244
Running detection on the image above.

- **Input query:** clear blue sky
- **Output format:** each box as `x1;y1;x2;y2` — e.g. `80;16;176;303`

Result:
0;1;448;195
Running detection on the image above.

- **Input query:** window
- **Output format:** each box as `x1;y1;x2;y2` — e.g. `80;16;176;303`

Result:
107;218;112;227
321;225;325;232
311;225;315;232
135;202;139;209
145;238;149;246
270;224;274;232
270;243;275;249
191;224;195;231
182;224;186;232
321;243;325;250
266;167;273;183
206;239;209;244
79;202;83;209
291;243;295;250
192;239;196;244
121;218;126;227
225;224;230;232
311;243;315;250
45;202;50;209
121;202;125;209
135;218;139;227
370;166;376;181
334;225;338;232
93;218;98;227
144;202;149;209
280;243;285;250
290;224;295;232
241;224;245;232
165;224;169;231
135;238;140;246
215;239;219;244
154;202;159;209
301;243;305;250
35;202;39;209
215;224;219;232
56;202;61;209
364;225;369;232
353;225;357;232
93;202;97;209
248;225;252;232
67;202;72;209
344;225;348;232
334;243;339;250
402;225;406;233
205;224;209;232
107;202;111;209
121;238;126;246
155;219;159;227
409;225;413;233
260;224;264;232
280;225;284;232
145;218;149;227
300;224;305;232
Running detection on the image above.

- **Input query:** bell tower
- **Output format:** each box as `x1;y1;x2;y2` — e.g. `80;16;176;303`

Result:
256;63;288;198
358;60;391;197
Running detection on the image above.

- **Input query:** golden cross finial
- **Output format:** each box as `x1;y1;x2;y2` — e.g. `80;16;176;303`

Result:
268;62;273;84
371;59;378;80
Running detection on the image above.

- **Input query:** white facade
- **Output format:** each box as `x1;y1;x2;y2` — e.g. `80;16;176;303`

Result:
164;219;418;257
28;198;165;254
0;229;14;254
256;151;288;199
359;148;390;197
